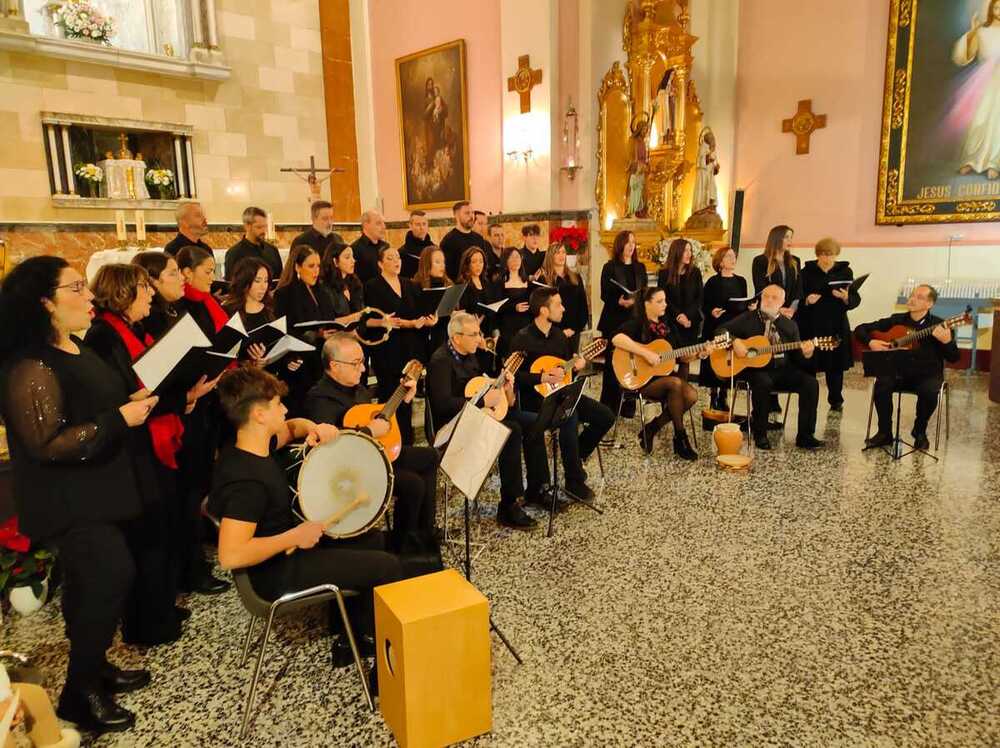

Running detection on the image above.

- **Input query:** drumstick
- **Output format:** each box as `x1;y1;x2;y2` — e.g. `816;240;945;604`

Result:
286;492;370;555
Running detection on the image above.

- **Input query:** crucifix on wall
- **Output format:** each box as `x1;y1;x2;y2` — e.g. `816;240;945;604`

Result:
280;155;344;203
507;55;542;114
781;99;827;155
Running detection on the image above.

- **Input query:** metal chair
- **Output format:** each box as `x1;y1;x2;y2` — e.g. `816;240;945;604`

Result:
864;380;950;458
604;388;699;452
201;500;373;739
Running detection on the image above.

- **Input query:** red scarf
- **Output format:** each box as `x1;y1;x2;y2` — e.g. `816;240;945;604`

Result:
100;312;185;470
183;284;228;333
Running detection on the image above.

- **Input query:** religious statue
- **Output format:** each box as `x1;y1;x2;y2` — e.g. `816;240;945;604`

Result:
626;103;657;217
691;127;719;213
655;69;676;144
951;0;1000;180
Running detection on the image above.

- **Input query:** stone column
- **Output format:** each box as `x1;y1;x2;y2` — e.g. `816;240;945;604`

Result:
184;136;197;197
60;126;76;196
45;125;64;194
173;136;187;199
188;0;207;61
203;0;219;49
0;0;29;34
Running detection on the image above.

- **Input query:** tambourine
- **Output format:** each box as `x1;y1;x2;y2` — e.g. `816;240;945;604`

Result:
356;306;393;347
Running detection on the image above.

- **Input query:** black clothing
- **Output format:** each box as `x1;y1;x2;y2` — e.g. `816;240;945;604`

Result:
751;253;802;307
701;273;750;389
551;275;590;353
722;310;818;437
144;302;182;339
855;311;959;434
291;227;346;256
520;247;545;279
274;279;338;416
440;228;489;282
597;260;648;413
351;234;390;285
177;295;222;341
426;342;547;503
484;246;507;285
657;267;704;345
326;275;365;317
224;237;283;281
497;285;531;359
460;277;498;317
163;233;211;257
511;323;614;481
209;444;401;610
399;231;434;279
798;260;860;404
364;276;423;444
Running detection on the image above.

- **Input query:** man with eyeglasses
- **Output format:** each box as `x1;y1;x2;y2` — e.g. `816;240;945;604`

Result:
304;333;441;561
426;311;549;529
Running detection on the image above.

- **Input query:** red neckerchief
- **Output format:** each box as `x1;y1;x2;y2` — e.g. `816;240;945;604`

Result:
100;312;185;470
183;284;228;332
648;319;670;341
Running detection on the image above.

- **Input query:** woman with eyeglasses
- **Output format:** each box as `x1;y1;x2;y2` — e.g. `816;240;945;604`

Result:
0;256;159;734
84;264;188;648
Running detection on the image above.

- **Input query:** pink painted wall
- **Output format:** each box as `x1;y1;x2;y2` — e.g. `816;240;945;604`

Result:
368;0;502;221
557;0;582;211
733;0;999;247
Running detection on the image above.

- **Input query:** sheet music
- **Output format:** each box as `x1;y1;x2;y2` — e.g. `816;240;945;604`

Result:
262;335;315;365
610;278;637;296
224;312;247;336
479;298;508;313
133;313;211;391
435;282;468;317
440;404;512;500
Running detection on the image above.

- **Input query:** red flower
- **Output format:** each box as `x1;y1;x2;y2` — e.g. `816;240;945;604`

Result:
548;226;589;253
12;567;23;576
0;516;30;554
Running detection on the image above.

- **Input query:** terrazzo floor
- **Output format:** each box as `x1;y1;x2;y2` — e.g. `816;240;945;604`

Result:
2;369;998;747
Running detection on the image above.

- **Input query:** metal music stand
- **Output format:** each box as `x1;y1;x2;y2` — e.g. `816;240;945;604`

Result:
861;350;936;461
527;377;601;537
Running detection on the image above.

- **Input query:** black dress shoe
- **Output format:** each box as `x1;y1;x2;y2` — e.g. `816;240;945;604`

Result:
101;663;151;694
193;573;230;595
496;503;538;529
828;401;843;412
865;431;893;448
638;425;656;454
753;433;772;450
564;480;595;503
672;433;698;461
795;435;824;450
912;433;931;450
57;687;135;733
766;419;785;430
175;606;191;622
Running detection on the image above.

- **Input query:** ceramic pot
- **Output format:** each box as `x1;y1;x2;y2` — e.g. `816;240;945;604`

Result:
713;422;743;455
9;580;49;616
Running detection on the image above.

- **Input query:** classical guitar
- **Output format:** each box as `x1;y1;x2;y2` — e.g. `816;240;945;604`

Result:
531;338;608;397
869;307;972;349
463;351;525;421
710;336;839;378
342;359;423;461
613;332;732;391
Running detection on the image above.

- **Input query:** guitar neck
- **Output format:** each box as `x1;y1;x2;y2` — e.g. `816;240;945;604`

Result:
761;339;809;354
381;381;410;419
659;340;709;362
895;322;946;348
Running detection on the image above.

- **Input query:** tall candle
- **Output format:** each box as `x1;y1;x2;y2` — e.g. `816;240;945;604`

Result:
135;210;146;242
266;213;276;242
115;210;127;241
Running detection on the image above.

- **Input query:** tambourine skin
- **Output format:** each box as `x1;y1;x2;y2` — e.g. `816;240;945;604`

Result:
357;306;392;347
294;431;394;539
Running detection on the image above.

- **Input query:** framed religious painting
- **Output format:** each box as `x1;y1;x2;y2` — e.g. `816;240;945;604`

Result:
395;40;471;211
877;0;1000;225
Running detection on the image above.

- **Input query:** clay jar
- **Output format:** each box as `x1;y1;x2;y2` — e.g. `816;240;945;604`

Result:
713;422;743;455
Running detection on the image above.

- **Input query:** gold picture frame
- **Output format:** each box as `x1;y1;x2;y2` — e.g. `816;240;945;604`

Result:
877;0;1000;225
395;40;470;211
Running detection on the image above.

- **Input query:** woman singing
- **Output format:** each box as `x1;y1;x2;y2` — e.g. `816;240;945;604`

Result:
701;246;750;410
0;257;158;733
656;238;704;381
496;246;531;359
540;241;590;354
611;287;701;460
411;246;452;361
320;243;366;325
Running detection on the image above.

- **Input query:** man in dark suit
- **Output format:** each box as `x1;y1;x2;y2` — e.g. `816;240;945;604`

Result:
224;206;282;280
290;200;347;257
164;201;211;256
351;209;390;284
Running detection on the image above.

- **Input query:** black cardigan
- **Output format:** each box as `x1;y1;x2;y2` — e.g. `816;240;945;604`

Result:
597;260;648;336
751;253;802;307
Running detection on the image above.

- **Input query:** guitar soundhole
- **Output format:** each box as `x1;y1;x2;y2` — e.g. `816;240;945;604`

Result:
747;348;759;357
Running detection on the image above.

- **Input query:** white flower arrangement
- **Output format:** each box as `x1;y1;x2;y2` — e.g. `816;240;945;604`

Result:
653;236;712;275
53;0;116;45
146;169;174;187
73;162;103;183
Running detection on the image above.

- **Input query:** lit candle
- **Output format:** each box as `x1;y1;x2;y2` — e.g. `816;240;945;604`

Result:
115;210;127;242
266;213;276;242
135;210;146;242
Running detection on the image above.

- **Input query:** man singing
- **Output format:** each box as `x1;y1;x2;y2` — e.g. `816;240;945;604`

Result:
351;209;390;284
291;200;347;256
225;206;282;281
440;201;490;282
399;210;433;279
164;201;211;257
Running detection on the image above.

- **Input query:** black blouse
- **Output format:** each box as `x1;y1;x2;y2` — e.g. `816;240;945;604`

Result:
552;274;590;336
657;267;704;342
702;273;749;339
274;278;338;344
597;260;648;336
364;274;423;372
752;253;802;306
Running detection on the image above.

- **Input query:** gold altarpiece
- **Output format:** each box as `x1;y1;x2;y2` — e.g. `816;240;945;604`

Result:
596;0;725;269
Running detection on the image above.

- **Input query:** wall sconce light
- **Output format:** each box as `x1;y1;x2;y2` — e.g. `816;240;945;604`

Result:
506;146;534;165
560;99;582;180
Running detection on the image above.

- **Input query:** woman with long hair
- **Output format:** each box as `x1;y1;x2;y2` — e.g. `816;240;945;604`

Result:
496;245;531;358
132;251;184;339
597;230;648;414
84;264;187;647
752;224;801;315
411;246;452;360
611;287;700;460
0;256;157;733
320;242;365;323
701;246;750;410
656;238;703;382
457;245;496;316
540;241;590;354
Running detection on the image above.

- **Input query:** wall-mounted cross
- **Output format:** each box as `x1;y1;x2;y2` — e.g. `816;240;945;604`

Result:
507;55;543;114
280;155;344;202
781;99;827;155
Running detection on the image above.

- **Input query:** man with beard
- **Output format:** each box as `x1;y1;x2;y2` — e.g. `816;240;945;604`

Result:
351;209;390;284
399;210;434;279
225;206;282;281
291;200;347;256
440;201;490;281
164;202;212;257
473;210;488;238
485;223;507;284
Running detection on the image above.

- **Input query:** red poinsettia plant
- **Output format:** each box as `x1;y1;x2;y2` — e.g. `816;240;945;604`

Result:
0;517;52;599
549;226;589;255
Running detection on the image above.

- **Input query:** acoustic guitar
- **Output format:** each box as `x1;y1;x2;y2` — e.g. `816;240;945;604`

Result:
869;307;972;349
530;338;608;397
463;351;525;421
342;359;423;461
709;336;839;378
613;332;732;391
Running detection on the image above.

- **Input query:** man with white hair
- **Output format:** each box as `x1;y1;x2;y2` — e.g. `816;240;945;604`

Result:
164;201;211;257
351;209;389;284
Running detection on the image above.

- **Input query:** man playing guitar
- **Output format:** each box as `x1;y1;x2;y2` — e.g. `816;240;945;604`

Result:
722;284;821;451
426;311;549;529
855;284;959;450
511;287;614;502
304;333;440;556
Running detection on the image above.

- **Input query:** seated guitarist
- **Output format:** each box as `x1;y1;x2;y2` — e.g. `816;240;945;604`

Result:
854;284;959;450
511;288;614;504
611;287;701;459
722;284;821;451
426;311;549;530
304;333;440;556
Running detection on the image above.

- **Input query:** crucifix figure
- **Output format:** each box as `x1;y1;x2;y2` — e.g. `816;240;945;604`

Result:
280;155;344;203
782;99;827;155
507;55;543;114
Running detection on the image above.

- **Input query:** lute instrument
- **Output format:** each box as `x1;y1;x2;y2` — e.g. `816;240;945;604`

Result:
530;338;607;397
342;359;422;461
710;336;839;378
463;351;525;421
868;307;971;349
613;332;732;391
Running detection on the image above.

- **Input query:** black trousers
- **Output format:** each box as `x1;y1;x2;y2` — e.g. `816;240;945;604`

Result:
488;412;549;506
599;360;624;414
391;445;439;549
744;366;819;438
517;395;614;484
824;368;845;406
121;491;180;645
874;372;942;436
55;524;135;697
